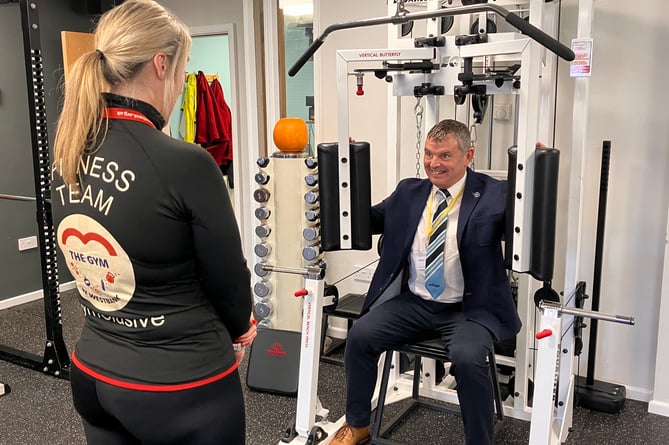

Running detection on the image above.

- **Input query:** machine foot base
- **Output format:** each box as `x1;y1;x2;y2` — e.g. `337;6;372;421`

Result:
575;375;626;414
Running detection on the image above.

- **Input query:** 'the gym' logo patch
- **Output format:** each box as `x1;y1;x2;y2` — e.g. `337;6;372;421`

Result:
57;214;135;311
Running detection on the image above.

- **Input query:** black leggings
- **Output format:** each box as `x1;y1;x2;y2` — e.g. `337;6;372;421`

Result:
70;364;246;445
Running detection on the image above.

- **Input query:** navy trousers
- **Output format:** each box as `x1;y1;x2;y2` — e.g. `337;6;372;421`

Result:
344;291;495;445
70;365;246;445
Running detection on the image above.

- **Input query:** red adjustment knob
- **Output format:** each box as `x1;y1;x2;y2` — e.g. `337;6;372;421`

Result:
355;73;364;96
294;289;308;297
535;329;553;340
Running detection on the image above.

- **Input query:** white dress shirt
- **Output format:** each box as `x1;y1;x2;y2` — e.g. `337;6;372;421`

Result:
408;173;466;303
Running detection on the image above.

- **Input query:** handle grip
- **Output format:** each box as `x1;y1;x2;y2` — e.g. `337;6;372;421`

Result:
288;39;324;77
535;329;554;340
505;12;575;61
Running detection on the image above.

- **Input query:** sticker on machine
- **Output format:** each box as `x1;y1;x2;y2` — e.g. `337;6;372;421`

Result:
57;214;135;311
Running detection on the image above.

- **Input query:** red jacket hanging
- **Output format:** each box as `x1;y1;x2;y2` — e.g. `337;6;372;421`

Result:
194;71;232;166
209;78;233;165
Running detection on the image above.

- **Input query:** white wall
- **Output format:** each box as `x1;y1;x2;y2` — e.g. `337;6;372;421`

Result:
652;213;669;415
557;0;669;402
311;0;669;405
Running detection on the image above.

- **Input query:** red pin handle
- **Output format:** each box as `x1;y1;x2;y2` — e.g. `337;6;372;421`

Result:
355;73;364;96
535;329;553;340
294;289;308;297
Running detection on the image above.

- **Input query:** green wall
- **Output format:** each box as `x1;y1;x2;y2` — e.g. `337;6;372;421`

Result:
284;18;314;153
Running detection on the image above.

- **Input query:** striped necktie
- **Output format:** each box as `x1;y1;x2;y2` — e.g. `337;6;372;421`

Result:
425;189;450;299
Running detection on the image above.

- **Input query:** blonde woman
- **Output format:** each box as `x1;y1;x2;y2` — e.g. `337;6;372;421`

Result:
52;2;255;443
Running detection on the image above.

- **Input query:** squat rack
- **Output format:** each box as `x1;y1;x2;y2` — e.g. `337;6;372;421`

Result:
0;0;70;380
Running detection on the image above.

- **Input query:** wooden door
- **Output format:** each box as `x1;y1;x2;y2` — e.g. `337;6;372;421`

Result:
61;31;95;81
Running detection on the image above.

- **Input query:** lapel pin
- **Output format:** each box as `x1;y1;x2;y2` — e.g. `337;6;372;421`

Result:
473;192;480;198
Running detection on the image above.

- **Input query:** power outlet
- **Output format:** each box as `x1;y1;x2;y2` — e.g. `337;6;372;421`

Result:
353;265;376;283
18;236;38;251
493;104;512;121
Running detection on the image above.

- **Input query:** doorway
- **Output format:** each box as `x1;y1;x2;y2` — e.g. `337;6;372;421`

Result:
169;25;242;215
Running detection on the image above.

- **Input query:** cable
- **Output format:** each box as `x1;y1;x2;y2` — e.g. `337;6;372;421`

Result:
329;258;379;286
551;0;563;148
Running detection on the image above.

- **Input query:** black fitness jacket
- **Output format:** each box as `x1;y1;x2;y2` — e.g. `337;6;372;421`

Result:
52;93;252;389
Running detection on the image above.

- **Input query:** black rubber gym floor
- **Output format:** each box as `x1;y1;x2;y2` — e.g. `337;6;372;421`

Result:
1;289;668;445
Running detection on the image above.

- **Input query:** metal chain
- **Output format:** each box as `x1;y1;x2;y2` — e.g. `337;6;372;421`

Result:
469;123;477;171
414;97;424;178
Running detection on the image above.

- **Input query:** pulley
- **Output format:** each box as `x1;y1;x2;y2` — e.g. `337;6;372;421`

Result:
470;18;497;35
323;283;339;315
472;93;489;124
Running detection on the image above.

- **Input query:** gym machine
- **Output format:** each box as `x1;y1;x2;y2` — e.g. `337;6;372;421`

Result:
0;0;70;380
273;1;578;443
530;295;634;443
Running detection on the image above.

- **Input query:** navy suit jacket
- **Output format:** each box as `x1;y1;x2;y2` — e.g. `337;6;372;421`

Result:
363;169;521;342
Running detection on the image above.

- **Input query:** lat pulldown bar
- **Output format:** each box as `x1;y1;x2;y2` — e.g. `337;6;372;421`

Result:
288;3;575;77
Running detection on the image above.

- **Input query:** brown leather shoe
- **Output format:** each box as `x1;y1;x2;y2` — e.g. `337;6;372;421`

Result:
330;422;370;445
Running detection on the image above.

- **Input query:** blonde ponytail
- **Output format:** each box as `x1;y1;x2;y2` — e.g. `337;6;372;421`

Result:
54;50;108;188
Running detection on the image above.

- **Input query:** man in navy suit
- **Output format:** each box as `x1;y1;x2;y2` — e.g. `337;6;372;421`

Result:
331;119;521;445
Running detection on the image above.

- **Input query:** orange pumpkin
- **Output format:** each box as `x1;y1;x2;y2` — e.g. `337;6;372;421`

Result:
273;117;308;152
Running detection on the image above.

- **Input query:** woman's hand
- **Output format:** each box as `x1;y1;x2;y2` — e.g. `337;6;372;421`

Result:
232;316;258;362
235;317;258;348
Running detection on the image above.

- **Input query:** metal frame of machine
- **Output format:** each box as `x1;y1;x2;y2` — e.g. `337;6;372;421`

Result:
275;1;591;444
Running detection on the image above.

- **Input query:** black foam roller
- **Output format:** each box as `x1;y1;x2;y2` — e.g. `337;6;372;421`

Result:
317;142;372;251
530;148;560;281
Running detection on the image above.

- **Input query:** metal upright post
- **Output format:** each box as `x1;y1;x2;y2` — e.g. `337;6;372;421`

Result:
0;0;70;379
556;0;594;440
508;0;546;422
294;277;327;437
